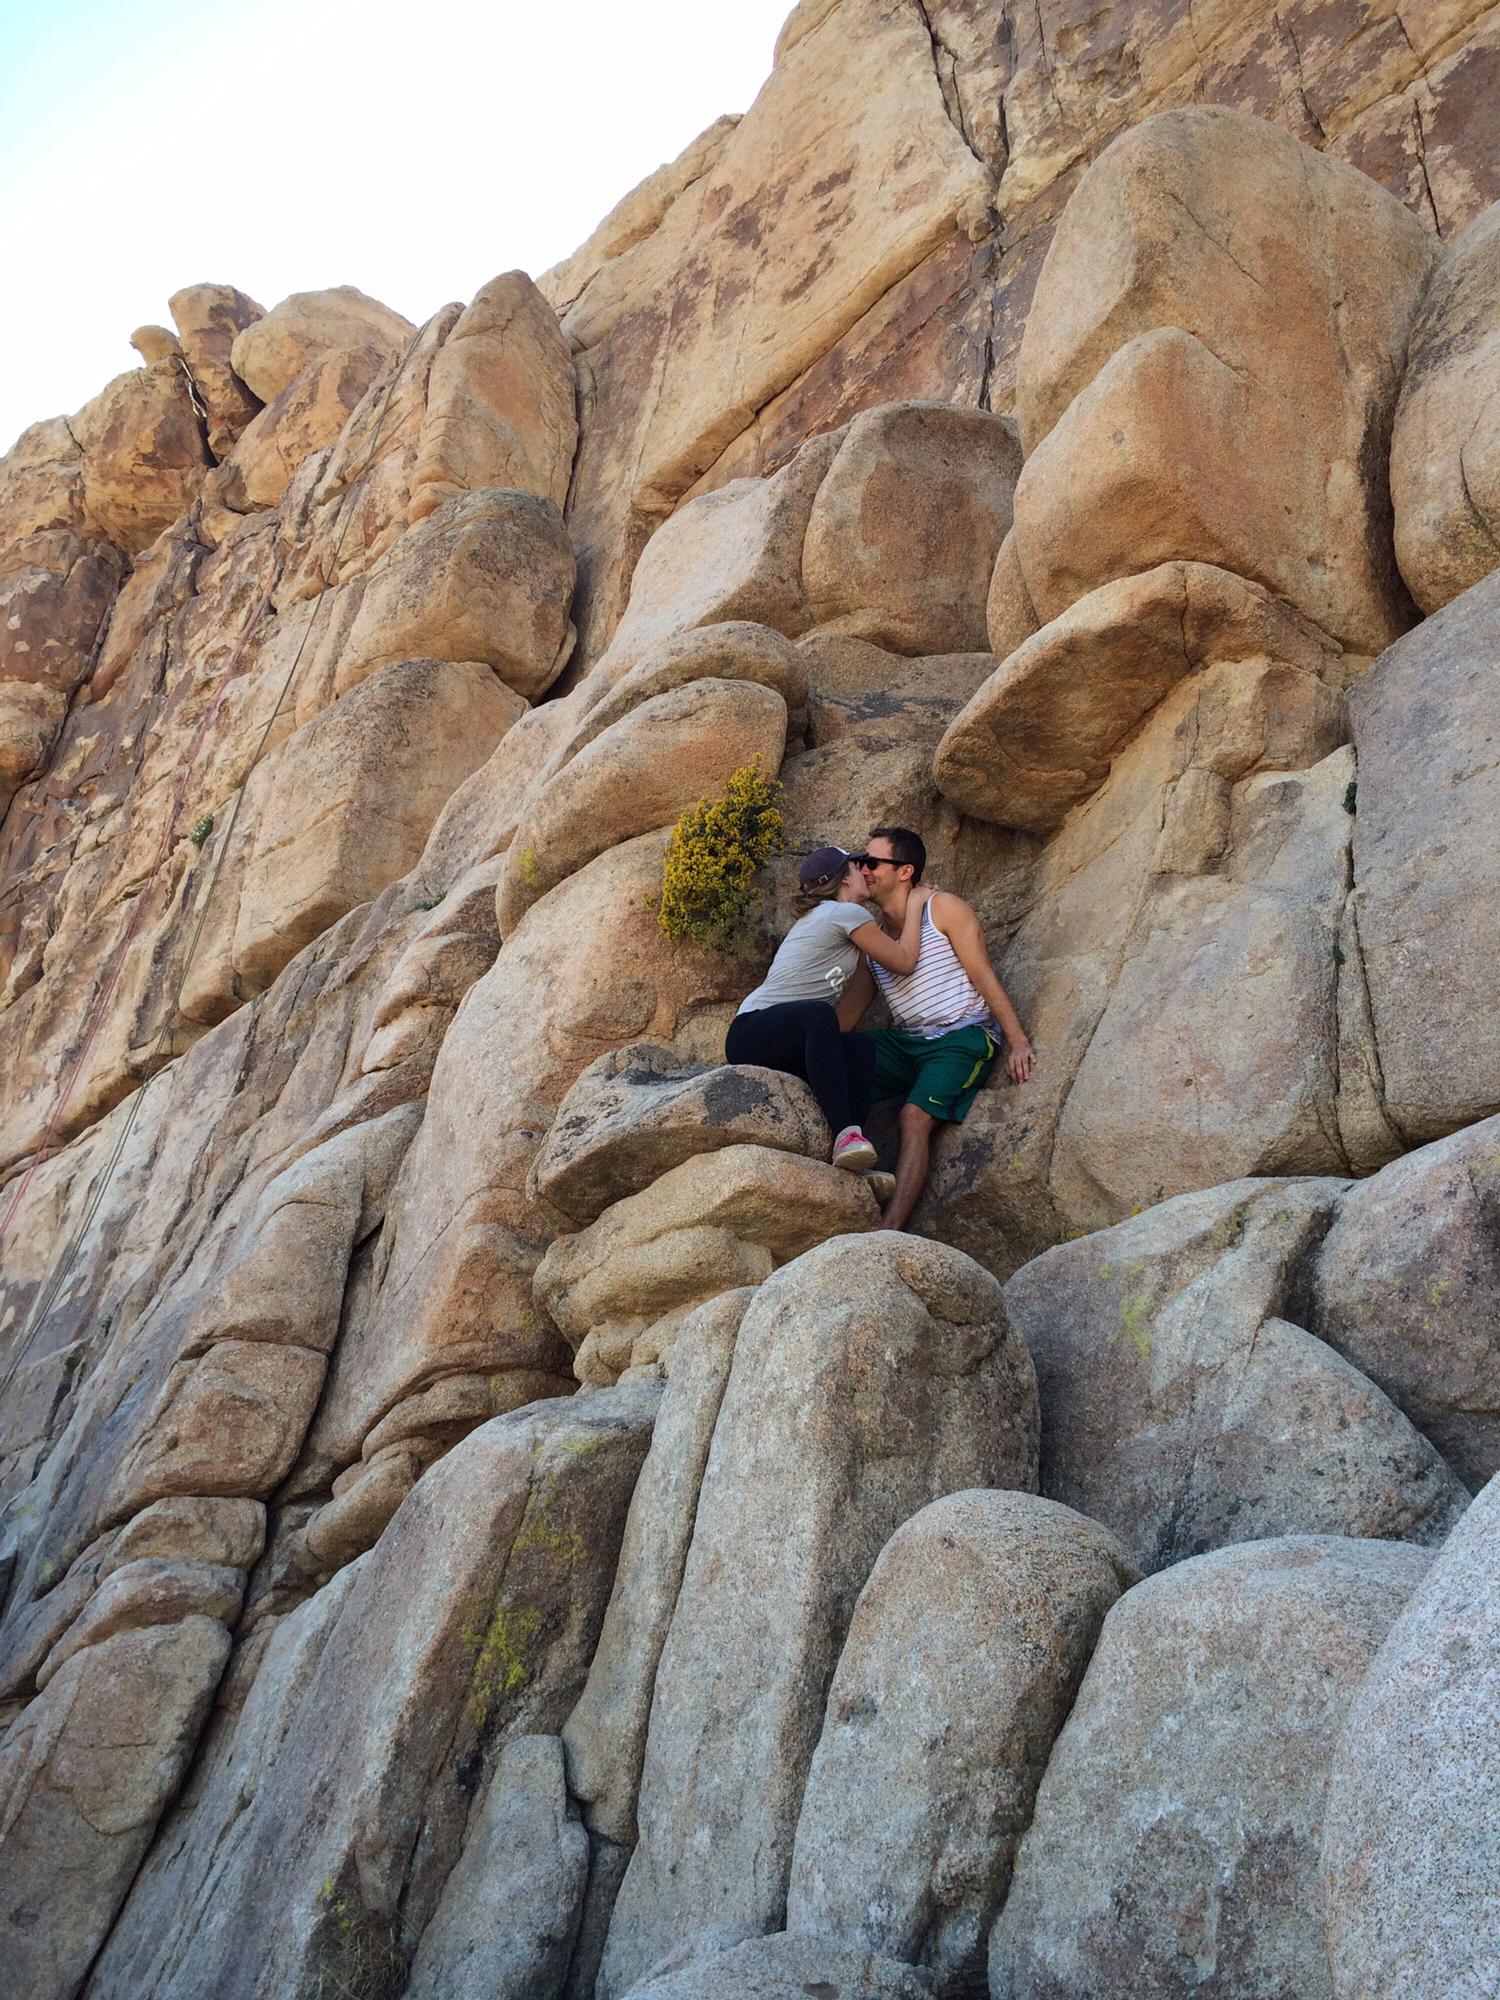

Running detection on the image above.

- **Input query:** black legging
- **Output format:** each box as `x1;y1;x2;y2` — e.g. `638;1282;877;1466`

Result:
725;1001;876;1138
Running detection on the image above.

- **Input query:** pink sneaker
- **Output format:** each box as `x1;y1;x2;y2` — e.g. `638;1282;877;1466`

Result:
832;1126;878;1172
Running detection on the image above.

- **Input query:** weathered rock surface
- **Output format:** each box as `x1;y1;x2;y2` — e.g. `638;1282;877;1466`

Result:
531;1045;826;1226
346;828;747;1445
1323;1470;1500;2000
84;1558;361;2000
990;1537;1432;2000
624;1932;933;2000
0;1617;231;2000
536;1143;878;1384
1310;1113;1500;1489
559;0;994;654
167;282;265;459
87;1391;656;2000
1003;1179;1469;1572
404;1733;590;2000
409;270;578;519
787;1490;1136;1995
1012;106;1438;653
564;1289;750;1844
600;1233;1038;1995
1391;199;1500;614
230;654;521;996
228;284;413;403
1349;565;1500;1142
35;1556;243;1688
935;560;1341;833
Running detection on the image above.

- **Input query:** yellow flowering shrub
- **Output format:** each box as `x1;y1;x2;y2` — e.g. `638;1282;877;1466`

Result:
659;760;785;953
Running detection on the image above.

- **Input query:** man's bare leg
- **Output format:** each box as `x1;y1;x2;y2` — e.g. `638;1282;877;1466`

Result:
880;1103;937;1231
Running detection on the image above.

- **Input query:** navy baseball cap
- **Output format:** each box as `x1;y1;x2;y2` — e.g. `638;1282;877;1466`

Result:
799;845;860;890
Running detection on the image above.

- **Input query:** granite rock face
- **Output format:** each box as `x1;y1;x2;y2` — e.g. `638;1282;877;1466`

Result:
1322;1471;1500;2000
3;13;1500;1995
1391;199;1500;614
990;1538;1432;2000
787;1490;1136;1995
1003;1178;1469;1573
599;1233;1038;1995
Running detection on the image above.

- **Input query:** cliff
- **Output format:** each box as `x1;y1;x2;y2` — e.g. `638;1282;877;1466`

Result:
1;4;1498;1997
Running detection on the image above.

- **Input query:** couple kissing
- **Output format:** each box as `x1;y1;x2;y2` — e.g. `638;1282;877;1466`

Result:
724;826;1034;1231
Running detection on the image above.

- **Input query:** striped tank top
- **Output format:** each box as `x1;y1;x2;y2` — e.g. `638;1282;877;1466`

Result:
870;902;995;1041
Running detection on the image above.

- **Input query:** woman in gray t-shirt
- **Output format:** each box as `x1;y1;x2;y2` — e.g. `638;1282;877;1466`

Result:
725;844;931;1171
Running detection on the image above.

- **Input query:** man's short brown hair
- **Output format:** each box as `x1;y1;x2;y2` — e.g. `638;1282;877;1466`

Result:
868;825;926;881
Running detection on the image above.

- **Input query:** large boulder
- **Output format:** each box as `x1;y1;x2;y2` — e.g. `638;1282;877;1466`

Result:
0;1617;231;2000
1012;106;1439;653
215;342;387;511
599;1234;1038;1996
409;270;577;520
1322;1471;1500;2000
228;284;413;403
1349;565;1500;1142
567;621;808;762
564;1289;750;1845
801;402;1021;654
934;561;1340;834
85;1392;658;2000
1309;1113;1500;1490
167;282;265;459
1391;199;1500;613
498;676;788;932
403;1734;589;2000
534;1144;878;1383
1002;1178;1469;1573
70;362;211;553
334;485;577;702
990;1538;1432;2000
1046;746;1356;1224
593;431;842;686
786;1490;1136;1995
231;656;523;996
530;1045;827;1226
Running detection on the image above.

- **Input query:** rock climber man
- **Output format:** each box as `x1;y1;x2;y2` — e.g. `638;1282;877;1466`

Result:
838;826;1034;1231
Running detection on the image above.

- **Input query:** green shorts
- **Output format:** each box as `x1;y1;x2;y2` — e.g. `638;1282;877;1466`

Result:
868;1023;998;1125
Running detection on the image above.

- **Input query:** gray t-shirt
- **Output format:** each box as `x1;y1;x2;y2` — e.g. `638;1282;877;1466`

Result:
736;900;873;1015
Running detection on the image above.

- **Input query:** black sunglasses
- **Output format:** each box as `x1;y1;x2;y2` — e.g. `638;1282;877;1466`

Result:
856;854;894;871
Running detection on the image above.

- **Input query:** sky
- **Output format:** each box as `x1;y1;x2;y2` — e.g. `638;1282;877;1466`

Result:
0;0;793;453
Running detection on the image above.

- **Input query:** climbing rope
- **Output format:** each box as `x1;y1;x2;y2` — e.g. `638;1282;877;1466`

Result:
0;314;439;1384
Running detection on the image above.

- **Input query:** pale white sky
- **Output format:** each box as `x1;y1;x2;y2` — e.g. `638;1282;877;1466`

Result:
0;0;793;453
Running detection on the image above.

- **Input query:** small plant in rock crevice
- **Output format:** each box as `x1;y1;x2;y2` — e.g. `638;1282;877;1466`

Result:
658;759;785;954
187;812;215;848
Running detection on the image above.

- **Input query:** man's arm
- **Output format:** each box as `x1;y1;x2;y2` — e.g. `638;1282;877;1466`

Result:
835;958;876;1031
930;891;1035;1083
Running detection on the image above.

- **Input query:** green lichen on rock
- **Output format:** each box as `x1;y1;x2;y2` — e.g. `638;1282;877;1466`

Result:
462;1601;542;1726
